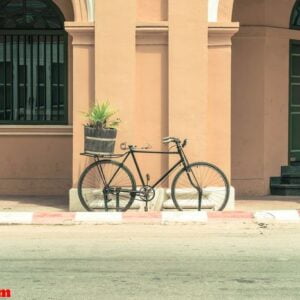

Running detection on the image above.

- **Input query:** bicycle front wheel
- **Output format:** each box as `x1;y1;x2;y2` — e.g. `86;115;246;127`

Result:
78;160;136;212
171;162;230;211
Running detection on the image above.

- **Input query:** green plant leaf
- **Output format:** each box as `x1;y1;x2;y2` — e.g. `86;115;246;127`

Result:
85;101;121;128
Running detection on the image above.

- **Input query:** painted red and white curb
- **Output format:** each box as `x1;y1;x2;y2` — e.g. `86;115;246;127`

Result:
0;210;299;225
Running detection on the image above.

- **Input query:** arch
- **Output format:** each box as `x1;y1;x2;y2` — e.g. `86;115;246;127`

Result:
53;0;91;23
0;0;65;29
217;0;234;22
208;0;219;22
53;0;74;22
70;0;88;22
86;0;94;22
291;0;300;29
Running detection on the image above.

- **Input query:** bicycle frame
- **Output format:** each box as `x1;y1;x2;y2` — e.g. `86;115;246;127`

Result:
97;144;191;190
80;140;205;211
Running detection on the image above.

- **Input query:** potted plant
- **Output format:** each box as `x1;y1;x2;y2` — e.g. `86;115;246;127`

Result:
84;101;121;155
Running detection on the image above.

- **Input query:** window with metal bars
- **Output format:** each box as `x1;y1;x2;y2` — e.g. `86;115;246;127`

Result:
0;0;67;124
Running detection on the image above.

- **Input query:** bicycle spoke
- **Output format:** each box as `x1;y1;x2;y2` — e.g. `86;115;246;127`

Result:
171;163;229;211
78;161;136;211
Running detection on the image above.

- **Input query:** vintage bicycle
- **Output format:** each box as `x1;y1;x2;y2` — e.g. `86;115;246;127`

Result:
78;137;230;212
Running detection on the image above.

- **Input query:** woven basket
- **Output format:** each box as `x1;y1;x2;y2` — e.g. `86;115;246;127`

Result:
84;126;117;155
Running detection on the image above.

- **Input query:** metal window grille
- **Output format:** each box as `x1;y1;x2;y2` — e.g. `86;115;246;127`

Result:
0;31;67;124
0;0;67;124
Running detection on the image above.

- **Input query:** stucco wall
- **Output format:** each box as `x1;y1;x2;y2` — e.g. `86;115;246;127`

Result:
135;44;169;183
208;35;233;179
53;0;74;21
0;135;72;196
0;1;74;196
137;0;168;21
232;0;295;28
232;33;266;195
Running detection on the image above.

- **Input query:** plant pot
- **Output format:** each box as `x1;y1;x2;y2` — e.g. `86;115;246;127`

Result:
84;126;117;155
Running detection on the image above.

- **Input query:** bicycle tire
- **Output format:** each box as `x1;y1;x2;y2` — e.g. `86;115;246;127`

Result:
171;162;230;211
78;160;136;212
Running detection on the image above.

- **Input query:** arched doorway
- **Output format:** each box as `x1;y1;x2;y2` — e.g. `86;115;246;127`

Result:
289;0;300;165
0;0;68;124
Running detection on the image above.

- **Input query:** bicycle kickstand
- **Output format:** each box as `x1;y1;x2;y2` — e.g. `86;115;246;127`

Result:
116;188;121;212
144;200;148;212
197;188;202;211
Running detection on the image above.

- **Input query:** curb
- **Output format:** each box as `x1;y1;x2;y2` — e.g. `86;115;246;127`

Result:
0;210;299;225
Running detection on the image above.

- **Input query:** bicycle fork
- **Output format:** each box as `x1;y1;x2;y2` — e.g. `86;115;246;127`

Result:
186;170;203;211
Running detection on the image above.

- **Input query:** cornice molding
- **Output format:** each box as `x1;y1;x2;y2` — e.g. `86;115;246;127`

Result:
208;25;239;47
136;22;168;45
65;22;95;45
235;26;300;40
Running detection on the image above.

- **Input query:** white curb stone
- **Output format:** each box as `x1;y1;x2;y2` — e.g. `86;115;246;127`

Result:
255;210;300;222
0;212;33;224
161;211;208;223
75;212;122;223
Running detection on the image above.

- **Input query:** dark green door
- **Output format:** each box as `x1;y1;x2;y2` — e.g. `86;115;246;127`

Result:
289;40;300;165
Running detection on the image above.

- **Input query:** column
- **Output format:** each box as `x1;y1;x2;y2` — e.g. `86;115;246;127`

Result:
94;0;136;145
168;0;208;162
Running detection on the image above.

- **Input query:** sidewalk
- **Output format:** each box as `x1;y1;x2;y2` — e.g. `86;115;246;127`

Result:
0;195;299;224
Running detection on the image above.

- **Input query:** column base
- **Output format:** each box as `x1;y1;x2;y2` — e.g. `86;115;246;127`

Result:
69;187;235;211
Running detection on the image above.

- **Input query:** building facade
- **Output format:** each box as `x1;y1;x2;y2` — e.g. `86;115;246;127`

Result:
0;0;299;205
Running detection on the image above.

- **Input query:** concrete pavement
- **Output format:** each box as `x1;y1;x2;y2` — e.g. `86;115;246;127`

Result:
0;195;299;212
0;195;299;224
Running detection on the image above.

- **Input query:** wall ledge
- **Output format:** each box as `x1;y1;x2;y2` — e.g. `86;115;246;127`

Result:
0;125;73;136
136;22;168;45
208;26;239;47
235;26;300;39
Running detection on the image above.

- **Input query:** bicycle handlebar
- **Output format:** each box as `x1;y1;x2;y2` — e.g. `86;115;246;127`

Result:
163;137;187;148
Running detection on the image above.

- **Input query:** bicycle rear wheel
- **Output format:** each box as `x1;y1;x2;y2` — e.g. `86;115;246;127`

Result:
78;160;136;211
171;162;230;211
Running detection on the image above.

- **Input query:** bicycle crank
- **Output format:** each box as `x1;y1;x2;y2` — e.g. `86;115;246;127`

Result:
139;186;156;201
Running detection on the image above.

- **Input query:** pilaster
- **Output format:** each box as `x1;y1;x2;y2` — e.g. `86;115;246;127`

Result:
65;22;95;187
169;0;208;162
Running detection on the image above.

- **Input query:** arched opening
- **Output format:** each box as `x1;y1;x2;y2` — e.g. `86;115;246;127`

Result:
0;0;68;124
231;0;299;196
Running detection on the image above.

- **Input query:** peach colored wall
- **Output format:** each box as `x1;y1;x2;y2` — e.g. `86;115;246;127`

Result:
137;0;168;21
232;0;295;28
231;0;299;195
65;23;95;187
208;25;239;180
232;34;266;195
169;0;208;165
94;0;136;149
53;0;74;21
0;136;72;196
0;1;75;197
218;0;234;22
135;44;169;184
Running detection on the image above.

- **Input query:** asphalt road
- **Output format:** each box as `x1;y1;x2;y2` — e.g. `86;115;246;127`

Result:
0;223;300;300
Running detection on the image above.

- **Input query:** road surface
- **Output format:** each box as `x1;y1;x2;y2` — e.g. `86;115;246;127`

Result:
0;223;299;299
